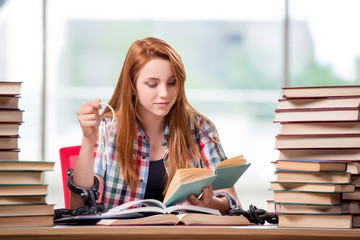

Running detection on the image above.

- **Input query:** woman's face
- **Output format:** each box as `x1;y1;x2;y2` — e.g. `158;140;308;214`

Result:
135;58;178;120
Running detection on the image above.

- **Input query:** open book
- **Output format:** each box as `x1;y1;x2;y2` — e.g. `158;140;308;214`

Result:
163;155;250;206
102;198;220;216
98;212;251;226
55;199;251;226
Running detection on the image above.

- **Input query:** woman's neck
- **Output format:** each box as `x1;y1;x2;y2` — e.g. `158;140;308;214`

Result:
138;114;166;136
140;115;168;161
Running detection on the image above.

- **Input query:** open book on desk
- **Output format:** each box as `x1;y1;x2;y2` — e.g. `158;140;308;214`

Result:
102;198;220;216
98;212;251;226
100;199;251;226
55;199;251;226
163;155;251;206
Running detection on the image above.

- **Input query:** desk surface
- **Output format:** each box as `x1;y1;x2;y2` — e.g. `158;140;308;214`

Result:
1;225;360;240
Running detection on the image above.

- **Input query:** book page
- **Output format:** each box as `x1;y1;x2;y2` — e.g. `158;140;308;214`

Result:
103;199;167;216
166;204;220;215
163;175;217;206
97;214;180;226
176;168;215;183
178;213;251;226
163;168;215;205
215;155;246;169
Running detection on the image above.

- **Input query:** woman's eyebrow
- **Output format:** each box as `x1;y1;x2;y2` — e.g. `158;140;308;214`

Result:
144;77;160;81
144;76;175;81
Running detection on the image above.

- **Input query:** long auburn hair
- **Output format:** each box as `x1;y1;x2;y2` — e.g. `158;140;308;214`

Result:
102;37;214;190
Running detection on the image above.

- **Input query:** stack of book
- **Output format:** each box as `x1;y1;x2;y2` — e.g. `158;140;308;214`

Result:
0;161;55;227
0;81;55;227
0;81;23;160
272;85;360;229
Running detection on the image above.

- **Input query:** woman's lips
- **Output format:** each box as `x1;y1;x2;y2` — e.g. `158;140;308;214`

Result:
155;102;170;107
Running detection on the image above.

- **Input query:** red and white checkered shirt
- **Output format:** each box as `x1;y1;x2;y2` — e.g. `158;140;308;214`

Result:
94;115;227;210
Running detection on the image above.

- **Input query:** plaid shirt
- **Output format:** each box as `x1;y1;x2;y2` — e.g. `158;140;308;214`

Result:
94;115;227;210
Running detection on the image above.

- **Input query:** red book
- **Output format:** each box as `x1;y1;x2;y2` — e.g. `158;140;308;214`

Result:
0;82;22;96
282;85;360;98
0;95;20;109
275;134;360;149
274;107;360;122
0;109;24;123
0;122;21;136
0;135;19;150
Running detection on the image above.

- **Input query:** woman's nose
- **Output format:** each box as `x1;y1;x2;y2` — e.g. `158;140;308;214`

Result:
158;84;169;98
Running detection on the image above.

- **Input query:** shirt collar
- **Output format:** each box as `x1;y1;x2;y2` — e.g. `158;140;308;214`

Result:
135;121;147;139
162;122;169;147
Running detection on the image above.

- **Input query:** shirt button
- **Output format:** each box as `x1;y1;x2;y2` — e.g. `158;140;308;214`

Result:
142;155;146;159
139;179;143;183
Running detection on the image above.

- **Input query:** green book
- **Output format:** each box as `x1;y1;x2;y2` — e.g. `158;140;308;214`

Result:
212;163;251;190
163;156;250;207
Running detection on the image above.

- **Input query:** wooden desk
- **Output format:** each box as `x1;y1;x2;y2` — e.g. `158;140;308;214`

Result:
0;225;360;240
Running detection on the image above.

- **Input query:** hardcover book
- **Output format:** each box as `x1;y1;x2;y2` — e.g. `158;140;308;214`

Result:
274;160;347;172
275;134;360;149
342;188;360;201
0;171;42;185
347;162;360;174
0;95;20;109
274;191;341;205
279;122;360;135
0;215;54;227
0;195;47;205
0;136;19;150
351;175;360;187
0;82;22;96
277;97;360;109
0;123;21;136
0;150;19;160
342;200;360;214
274;108;360;122
282;85;360;98
276;170;351;184
0;184;48;196
270;181;355;193
278;149;360;161
0;204;54;217
275;203;343;214
0;160;55;171
163;155;250;206
278;213;353;228
0;109;23;123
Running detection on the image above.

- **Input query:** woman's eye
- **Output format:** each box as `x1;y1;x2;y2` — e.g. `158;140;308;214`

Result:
168;81;176;86
147;83;157;88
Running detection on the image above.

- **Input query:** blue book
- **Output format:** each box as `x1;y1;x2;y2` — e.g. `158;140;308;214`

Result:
163;155;250;207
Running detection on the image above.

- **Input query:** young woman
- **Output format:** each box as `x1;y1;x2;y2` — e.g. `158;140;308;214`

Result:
72;37;240;215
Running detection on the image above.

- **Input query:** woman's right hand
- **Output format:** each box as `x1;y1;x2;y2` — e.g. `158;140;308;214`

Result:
77;98;102;140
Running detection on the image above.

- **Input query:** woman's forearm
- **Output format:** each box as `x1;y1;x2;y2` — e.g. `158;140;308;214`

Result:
70;136;97;209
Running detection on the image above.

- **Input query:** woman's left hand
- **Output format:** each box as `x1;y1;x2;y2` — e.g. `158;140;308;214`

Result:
188;184;214;207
